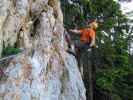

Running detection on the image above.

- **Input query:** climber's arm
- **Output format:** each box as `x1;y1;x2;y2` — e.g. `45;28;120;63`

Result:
90;38;96;47
69;29;81;34
89;32;96;47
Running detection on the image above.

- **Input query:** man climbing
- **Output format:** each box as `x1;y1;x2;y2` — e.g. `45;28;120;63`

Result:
68;19;98;55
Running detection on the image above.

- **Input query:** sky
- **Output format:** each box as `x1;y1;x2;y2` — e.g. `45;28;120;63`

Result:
113;0;133;54
119;0;133;19
119;1;133;54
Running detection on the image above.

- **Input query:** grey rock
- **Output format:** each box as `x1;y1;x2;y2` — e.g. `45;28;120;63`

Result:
0;0;86;100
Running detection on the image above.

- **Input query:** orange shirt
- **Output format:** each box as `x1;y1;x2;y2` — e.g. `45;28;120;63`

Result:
80;28;96;43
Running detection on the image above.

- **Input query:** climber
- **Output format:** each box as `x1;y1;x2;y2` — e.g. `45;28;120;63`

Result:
68;19;98;55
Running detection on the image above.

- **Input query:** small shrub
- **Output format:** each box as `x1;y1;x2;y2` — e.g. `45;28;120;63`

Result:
2;47;22;57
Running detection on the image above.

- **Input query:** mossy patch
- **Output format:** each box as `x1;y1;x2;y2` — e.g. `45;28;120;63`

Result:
2;47;22;57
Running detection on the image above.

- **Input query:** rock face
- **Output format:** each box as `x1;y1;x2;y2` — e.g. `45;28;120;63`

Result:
0;0;86;100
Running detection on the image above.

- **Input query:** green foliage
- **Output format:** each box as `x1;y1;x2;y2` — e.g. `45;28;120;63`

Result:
61;0;133;99
2;47;21;57
0;46;21;81
114;73;133;99
96;67;132;91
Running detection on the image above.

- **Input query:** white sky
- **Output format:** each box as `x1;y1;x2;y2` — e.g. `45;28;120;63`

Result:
119;1;133;19
119;1;133;54
114;0;133;54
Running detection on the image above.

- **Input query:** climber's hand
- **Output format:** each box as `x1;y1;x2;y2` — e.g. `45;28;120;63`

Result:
69;29;81;34
90;44;96;48
69;29;74;32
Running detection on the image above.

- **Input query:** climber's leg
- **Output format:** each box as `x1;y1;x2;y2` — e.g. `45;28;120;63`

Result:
65;30;73;48
65;31;77;56
66;39;90;57
75;42;90;73
76;42;90;50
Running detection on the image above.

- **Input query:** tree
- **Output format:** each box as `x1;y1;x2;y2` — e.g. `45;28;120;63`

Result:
61;0;133;100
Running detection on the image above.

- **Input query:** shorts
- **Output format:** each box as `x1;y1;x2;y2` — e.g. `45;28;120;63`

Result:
74;41;90;51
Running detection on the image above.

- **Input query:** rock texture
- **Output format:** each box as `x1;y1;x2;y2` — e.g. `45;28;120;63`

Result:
0;0;86;100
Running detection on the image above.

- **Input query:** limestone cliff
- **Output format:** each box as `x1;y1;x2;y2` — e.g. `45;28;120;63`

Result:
0;0;86;100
